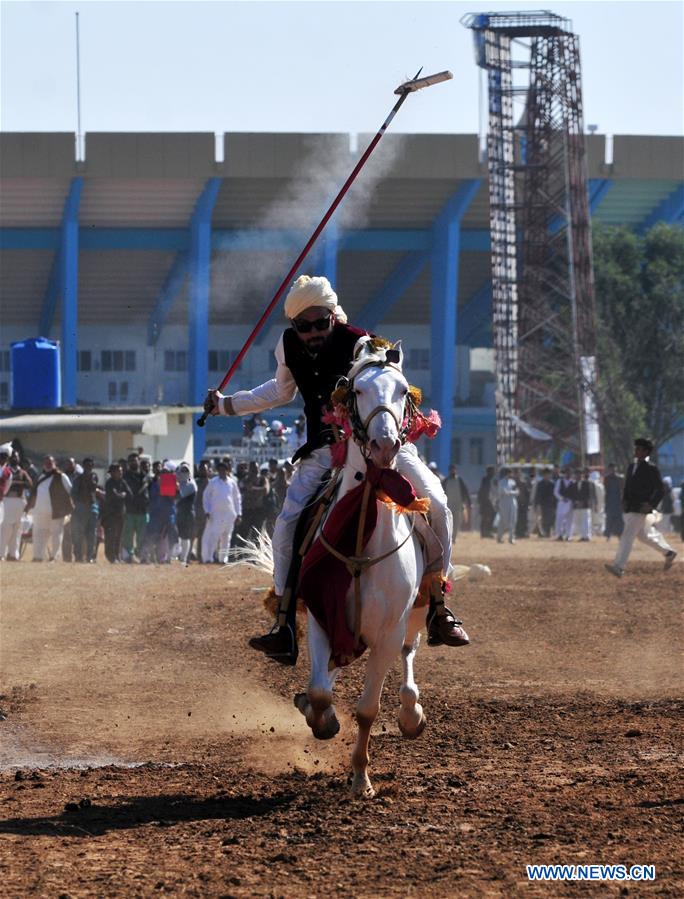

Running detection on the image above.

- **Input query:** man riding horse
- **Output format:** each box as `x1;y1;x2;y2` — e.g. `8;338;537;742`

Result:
205;275;469;662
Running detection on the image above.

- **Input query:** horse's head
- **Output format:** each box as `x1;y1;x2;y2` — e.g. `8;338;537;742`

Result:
344;339;409;469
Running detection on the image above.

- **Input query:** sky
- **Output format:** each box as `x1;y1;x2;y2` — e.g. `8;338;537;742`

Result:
1;0;683;138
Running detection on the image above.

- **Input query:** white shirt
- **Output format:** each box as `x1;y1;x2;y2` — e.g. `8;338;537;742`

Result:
34;471;72;517
202;474;242;519
228;335;298;416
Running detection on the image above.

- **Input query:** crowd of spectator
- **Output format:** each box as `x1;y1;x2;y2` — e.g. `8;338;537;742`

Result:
1;441;682;565
468;463;683;545
0;443;294;565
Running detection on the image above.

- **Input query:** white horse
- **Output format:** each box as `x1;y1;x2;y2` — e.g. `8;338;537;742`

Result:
294;340;433;799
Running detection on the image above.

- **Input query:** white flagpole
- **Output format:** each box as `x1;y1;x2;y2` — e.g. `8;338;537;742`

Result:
75;12;83;161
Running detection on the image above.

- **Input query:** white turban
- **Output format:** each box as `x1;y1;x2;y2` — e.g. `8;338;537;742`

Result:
0;443;12;456
284;275;347;323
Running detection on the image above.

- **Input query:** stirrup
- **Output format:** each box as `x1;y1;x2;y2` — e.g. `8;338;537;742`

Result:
248;623;299;666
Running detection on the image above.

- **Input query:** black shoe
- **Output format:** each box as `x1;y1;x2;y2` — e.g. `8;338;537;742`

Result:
664;550;677;571
427;607;470;647
248;625;298;665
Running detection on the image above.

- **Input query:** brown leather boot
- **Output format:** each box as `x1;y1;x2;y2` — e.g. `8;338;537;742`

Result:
426;576;469;647
427;607;470;647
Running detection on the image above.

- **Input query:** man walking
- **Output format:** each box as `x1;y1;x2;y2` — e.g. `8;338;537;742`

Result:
605;438;677;577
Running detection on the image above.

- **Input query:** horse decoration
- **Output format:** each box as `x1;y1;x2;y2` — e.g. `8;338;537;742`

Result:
291;337;453;798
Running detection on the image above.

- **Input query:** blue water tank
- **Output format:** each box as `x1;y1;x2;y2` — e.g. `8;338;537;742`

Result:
11;337;62;409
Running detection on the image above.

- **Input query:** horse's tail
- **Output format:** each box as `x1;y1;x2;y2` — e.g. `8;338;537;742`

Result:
229;529;274;576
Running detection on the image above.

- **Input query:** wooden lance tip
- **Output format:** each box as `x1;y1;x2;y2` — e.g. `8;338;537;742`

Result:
394;70;453;95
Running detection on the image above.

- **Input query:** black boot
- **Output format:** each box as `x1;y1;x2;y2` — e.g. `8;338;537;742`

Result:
249;623;298;665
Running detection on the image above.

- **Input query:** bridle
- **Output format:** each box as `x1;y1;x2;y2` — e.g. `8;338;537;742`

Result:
338;357;414;452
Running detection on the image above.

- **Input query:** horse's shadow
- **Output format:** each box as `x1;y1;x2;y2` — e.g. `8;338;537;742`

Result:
0;789;297;838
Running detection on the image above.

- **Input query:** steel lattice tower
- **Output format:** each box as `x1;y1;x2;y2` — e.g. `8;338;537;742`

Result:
463;11;600;465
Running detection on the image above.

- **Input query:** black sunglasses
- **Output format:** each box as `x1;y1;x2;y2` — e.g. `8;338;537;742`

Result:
291;313;332;334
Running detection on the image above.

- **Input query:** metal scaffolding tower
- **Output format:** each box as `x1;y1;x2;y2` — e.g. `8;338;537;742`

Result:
463;10;600;465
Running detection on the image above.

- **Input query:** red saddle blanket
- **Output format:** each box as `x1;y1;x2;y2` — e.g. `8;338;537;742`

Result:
298;462;419;668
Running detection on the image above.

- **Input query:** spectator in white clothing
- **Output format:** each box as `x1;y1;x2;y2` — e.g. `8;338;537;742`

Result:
590;470;605;537
553;468;574;541
0;443;13;543
201;459;242;564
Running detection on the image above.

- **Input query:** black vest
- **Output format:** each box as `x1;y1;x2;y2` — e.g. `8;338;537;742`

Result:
283;322;368;461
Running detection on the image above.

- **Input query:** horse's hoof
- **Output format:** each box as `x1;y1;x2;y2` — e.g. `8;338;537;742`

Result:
293;692;308;715
398;713;427;740
350;778;375;800
312;715;340;741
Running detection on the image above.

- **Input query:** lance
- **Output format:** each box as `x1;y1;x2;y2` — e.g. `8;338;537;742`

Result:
198;68;452;426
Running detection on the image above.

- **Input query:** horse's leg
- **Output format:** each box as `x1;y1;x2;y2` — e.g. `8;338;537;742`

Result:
398;606;427;739
351;631;401;799
294;612;340;740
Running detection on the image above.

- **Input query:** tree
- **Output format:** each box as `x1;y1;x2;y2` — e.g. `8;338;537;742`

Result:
592;223;684;464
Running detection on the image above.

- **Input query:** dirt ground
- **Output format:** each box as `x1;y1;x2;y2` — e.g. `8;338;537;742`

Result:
1;533;682;898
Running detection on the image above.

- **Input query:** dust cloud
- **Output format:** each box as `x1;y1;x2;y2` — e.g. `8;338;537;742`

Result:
210;133;406;316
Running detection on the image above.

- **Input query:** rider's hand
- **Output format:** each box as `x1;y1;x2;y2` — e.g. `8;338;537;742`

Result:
204;388;233;415
203;389;220;416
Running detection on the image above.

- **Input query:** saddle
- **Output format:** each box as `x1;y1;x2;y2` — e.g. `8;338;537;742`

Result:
271;468;443;668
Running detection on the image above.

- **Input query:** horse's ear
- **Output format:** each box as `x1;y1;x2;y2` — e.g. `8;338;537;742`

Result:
389;340;404;367
331;379;351;407
353;336;373;360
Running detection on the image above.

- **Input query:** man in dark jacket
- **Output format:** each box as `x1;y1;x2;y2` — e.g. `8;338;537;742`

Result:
570;468;595;541
71;458;102;563
603;463;624;539
122;453;150;563
605;438;677;577
102;463;132;563
533;467;556;538
443;464;471;538
477;465;496;538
